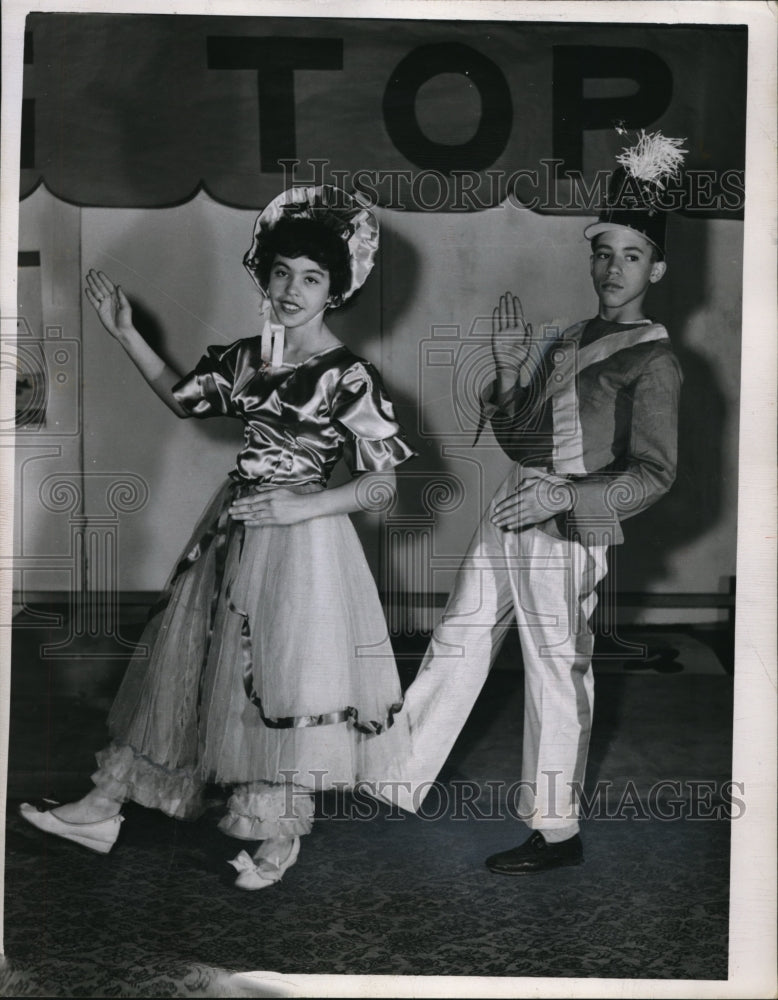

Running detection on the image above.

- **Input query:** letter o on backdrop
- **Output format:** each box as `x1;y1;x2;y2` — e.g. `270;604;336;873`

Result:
383;42;513;173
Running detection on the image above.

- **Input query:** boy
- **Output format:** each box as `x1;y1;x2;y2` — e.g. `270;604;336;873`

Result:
381;136;684;874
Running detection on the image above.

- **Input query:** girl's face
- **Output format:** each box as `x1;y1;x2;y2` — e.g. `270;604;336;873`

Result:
267;254;332;332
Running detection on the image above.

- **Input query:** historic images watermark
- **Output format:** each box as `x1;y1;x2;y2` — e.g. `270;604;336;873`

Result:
279;773;746;824
280;158;745;214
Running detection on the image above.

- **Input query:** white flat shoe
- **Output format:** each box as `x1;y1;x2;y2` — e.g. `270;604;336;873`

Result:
19;800;123;854
228;836;300;891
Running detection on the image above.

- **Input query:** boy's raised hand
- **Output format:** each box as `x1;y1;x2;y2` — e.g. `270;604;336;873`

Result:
85;269;134;340
492;292;534;391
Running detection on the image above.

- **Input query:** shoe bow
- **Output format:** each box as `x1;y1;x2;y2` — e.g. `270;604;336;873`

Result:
228;850;257;874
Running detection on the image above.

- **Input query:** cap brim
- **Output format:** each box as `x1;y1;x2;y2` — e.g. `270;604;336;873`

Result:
583;220;662;253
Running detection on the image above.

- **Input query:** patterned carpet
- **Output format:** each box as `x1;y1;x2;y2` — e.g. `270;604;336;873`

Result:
2;622;734;996
3;796;731;995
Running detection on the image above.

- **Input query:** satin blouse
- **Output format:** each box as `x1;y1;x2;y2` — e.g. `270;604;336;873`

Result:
173;339;415;486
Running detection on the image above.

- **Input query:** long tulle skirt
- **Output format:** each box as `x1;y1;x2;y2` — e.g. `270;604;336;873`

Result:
99;481;409;818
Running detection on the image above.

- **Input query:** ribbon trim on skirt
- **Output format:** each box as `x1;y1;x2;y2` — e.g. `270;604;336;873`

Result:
149;478;404;734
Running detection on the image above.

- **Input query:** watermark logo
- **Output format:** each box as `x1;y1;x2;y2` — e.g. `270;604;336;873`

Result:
280;772;746;823
280;158;745;214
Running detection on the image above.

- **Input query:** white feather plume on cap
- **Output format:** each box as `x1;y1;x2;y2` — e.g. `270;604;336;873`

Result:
615;128;688;196
584;128;688;258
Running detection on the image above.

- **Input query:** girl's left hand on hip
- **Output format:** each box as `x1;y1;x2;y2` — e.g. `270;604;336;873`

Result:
229;489;317;526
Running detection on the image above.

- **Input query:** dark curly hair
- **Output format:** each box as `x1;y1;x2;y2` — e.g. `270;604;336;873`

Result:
249;217;352;305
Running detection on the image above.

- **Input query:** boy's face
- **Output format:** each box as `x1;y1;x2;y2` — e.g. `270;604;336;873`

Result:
590;229;666;321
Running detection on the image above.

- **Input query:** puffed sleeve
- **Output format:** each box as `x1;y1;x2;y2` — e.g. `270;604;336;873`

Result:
331;362;417;474
172;342;240;418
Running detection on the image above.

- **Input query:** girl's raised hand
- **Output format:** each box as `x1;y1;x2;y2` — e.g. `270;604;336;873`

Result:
85;269;134;340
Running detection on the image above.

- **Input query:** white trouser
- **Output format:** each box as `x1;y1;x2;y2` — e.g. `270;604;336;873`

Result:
374;468;607;830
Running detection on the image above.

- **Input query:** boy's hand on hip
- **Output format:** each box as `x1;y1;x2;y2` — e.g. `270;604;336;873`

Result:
491;474;575;531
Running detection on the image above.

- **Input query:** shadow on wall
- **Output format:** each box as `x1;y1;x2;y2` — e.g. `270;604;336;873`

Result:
332;218;444;526
613;213;737;598
89;211;245;589
376;221;445;523
332;221;454;620
132;296;242;457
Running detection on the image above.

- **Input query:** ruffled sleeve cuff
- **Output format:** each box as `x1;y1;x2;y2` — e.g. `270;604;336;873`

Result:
344;434;417;474
332;362;417;474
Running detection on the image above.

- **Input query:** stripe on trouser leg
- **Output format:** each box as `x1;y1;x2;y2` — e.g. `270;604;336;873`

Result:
510;528;607;831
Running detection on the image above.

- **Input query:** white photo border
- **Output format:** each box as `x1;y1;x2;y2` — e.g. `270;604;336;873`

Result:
0;2;775;997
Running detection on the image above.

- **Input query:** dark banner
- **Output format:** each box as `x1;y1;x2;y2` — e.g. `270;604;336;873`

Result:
20;14;747;214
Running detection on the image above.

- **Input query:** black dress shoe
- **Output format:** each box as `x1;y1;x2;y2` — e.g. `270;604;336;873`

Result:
485;831;583;875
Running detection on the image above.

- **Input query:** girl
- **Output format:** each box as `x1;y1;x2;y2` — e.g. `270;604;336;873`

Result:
20;186;415;890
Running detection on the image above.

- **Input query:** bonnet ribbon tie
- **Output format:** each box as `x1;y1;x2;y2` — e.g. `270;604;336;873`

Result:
259;297;286;368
